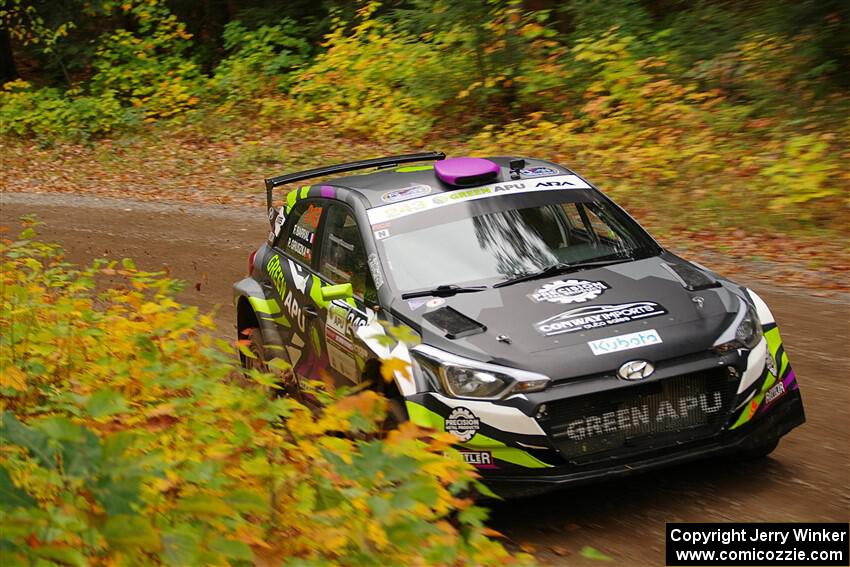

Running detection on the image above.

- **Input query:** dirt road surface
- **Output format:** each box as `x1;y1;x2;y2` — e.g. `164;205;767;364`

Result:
3;192;848;566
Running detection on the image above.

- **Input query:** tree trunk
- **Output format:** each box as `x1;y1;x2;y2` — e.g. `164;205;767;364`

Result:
0;27;18;84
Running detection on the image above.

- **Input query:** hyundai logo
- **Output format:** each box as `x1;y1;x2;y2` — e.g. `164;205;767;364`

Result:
618;360;655;381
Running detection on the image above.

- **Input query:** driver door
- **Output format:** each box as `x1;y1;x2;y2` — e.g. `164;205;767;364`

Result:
315;203;378;388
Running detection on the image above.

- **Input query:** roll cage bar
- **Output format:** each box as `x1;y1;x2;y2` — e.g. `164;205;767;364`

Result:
264;151;446;215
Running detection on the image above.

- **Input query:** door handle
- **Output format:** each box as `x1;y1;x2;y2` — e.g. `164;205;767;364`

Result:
304;305;319;318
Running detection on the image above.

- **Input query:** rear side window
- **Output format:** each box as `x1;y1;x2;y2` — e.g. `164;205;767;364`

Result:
318;204;376;302
281;200;325;266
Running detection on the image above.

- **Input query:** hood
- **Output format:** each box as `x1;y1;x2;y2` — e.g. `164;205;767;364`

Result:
390;254;742;380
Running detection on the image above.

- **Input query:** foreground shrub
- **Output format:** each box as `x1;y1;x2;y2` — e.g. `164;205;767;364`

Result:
0;225;521;566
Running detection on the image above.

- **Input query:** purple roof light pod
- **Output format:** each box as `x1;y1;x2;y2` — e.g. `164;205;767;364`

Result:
434;157;500;187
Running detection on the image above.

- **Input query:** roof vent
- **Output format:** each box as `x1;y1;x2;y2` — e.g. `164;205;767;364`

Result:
434;157;499;187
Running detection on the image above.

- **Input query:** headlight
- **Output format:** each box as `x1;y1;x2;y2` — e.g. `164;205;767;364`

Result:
735;305;762;348
714;298;762;352
412;344;550;400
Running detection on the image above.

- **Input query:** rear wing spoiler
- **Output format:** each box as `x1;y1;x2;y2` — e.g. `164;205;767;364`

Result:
264;151;446;216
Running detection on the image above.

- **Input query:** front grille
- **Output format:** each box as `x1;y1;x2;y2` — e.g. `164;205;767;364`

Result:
538;369;737;465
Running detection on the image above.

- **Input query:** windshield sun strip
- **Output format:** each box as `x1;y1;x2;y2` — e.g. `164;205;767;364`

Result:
366;174;592;225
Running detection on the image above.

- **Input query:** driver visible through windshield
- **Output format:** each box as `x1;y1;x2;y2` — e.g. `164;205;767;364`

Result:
370;189;660;294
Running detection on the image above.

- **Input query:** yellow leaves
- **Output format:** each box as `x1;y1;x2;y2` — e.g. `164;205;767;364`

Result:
380;357;410;383
366;520;389;548
1;366;27;391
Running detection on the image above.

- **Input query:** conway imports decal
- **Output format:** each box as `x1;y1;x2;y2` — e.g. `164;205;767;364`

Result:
367;174;592;224
529;279;608;304
535;302;667;336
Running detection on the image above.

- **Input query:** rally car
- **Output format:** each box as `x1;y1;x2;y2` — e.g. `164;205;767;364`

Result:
234;152;805;497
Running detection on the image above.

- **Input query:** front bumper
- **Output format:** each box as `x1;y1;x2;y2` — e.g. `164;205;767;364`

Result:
479;388;804;498
404;328;804;498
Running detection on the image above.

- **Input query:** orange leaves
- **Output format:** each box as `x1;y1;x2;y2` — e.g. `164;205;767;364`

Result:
379;357;410;384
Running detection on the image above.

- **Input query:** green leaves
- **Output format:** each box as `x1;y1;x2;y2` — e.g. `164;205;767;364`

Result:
580;546;614;561
0;467;36;509
84;389;129;419
102;515;160;551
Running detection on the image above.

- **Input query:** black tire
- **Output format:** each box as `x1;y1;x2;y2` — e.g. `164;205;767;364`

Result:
240;327;269;374
736;437;781;460
383;396;409;432
239;327;305;402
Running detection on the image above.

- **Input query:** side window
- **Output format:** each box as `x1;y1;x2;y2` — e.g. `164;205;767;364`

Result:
279;200;325;266
318;205;376;302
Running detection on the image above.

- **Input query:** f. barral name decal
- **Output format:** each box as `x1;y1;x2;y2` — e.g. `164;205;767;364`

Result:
445;407;480;442
536;302;667;336
529;279;608;305
367;174;592;224
588;329;662;355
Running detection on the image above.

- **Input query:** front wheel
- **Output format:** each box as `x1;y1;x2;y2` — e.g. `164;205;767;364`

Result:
735;437;780;460
383;396;409;432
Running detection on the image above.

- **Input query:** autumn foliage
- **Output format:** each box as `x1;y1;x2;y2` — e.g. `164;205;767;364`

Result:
0;224;524;566
1;0;847;229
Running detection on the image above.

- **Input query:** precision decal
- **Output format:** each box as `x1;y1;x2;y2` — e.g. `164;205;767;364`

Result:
381;184;431;203
560;391;724;441
445;407;480;442
535;302;667;336
529;279;608;305
588;329;662;356
367;174;592;224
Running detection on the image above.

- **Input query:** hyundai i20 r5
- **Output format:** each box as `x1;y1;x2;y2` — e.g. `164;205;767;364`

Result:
234;152;805;497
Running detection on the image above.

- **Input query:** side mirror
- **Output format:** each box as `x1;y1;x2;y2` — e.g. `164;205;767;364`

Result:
321;283;353;301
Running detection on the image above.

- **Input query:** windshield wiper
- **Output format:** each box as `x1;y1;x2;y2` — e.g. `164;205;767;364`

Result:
401;284;487;300
493;257;635;289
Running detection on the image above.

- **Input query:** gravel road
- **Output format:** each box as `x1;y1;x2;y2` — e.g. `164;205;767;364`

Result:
3;191;847;566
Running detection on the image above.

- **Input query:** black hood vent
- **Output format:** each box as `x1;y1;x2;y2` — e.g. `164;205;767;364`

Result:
422;307;487;339
664;262;720;291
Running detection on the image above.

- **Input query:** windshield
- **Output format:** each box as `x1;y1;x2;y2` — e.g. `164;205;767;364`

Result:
371;189;660;293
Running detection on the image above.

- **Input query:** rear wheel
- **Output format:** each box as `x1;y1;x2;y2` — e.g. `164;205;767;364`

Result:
239;327;305;402
240;327;269;374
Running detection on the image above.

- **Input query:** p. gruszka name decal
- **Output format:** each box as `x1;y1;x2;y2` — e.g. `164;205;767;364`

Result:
536;302;667;336
529;279;608;305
